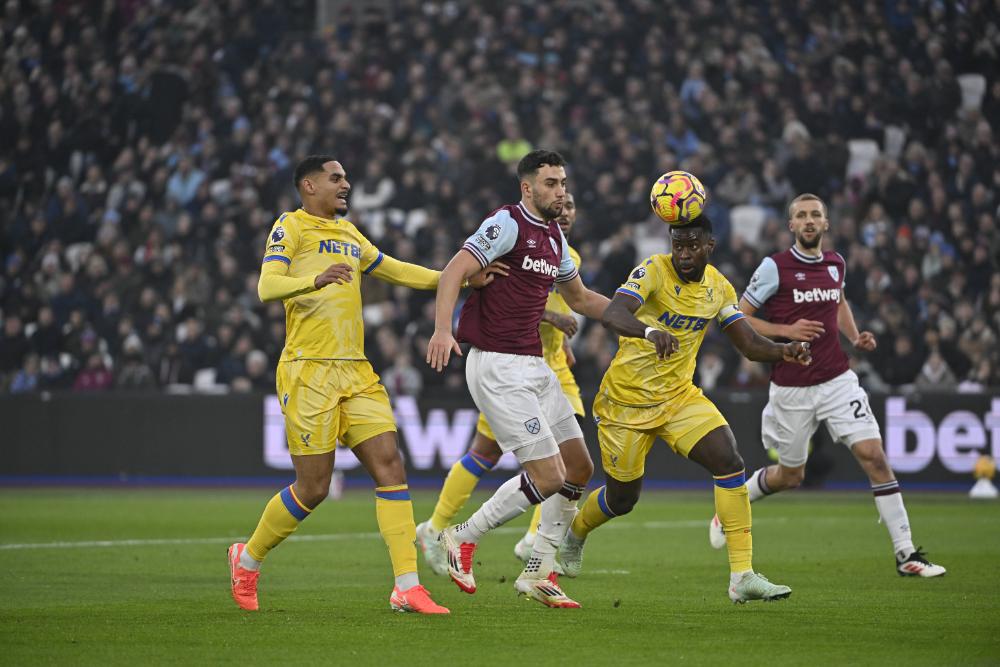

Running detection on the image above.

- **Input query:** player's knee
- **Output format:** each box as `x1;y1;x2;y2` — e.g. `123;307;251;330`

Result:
779;467;805;489
565;453;594;485
533;470;566;498
470;436;503;463
294;479;329;508
605;488;639;516
716;450;744;477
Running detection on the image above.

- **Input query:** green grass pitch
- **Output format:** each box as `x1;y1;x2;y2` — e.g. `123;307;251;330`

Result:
1;488;998;666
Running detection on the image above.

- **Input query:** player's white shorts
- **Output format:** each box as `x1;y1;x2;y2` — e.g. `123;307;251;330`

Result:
466;347;581;462
762;369;881;467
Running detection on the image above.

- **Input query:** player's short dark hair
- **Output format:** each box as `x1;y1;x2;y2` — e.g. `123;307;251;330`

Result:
516;150;566;180
788;193;827;218
293;155;337;191
671;213;714;237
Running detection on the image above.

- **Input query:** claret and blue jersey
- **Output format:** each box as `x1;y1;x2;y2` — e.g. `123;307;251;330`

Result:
456;202;578;357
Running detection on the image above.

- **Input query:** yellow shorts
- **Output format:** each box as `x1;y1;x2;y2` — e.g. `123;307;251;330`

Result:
276;359;396;456
475;365;584;441
593;384;728;482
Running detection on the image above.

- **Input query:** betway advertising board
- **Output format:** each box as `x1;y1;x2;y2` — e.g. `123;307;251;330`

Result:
1;391;995;485
264;393;1000;484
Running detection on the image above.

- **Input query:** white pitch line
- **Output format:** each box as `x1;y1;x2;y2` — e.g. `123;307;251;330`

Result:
0;518;733;551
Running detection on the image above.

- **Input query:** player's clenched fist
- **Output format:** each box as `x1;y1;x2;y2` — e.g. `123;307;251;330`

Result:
782;341;811;365
426;329;463;372
545;313;578;337
647;329;680;359
314;263;354;288
853;331;876;352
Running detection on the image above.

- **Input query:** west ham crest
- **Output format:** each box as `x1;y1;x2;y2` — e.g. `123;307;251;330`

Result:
828;266;840;282
549;236;559;256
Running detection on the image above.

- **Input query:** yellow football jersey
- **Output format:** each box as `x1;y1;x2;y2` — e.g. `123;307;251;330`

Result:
261;209;386;362
600;254;744;406
539;245;581;372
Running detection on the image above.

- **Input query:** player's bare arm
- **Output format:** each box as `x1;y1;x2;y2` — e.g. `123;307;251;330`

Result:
601;292;679;359
542;310;578;337
724;317;812;365
836;291;876;351
427;249;484;372
555;274;609;321
738;295;824;342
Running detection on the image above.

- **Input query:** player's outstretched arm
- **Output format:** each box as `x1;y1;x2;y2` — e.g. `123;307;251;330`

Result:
739;296;824;342
601;292;679;359
556;275;610;321
257;259;352;303
725;317;812;365
837;291;876;351
426;249;483;372
371;254;509;291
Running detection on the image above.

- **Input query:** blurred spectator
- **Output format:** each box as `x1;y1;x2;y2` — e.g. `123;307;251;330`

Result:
115;336;155;390
73;353;113;392
9;353;40;393
915;351;958;390
382;351;423;399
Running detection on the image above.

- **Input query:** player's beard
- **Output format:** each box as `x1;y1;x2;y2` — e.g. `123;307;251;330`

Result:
533;195;563;221
796;230;823;249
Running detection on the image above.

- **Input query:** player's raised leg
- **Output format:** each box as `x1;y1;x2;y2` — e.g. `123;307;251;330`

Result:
417;424;500;576
688;426;791;603
443;447;564;594
232;449;332;611
353;431;449;614
850;438;946;577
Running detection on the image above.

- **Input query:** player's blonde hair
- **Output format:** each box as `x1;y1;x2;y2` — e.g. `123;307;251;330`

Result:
787;193;827;219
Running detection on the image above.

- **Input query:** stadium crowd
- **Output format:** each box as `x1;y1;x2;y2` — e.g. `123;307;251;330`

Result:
0;0;998;397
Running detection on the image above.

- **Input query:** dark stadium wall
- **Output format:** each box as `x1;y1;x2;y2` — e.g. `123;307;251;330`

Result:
1;392;997;488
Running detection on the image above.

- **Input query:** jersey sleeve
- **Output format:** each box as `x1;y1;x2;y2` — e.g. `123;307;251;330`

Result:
461;210;519;268
357;232;384;275
262;214;298;267
742;256;779;308
716;278;745;329
555;229;579;283
615;258;659;305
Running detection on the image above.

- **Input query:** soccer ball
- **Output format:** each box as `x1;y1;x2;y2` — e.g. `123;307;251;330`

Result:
649;170;707;224
974;455;996;480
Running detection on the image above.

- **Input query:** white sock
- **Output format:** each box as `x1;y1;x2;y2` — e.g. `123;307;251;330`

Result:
729;569;753;586
395;572;419;591
872;482;914;559
746;468;772;503
523;483;583;577
455;472;540;543
239;548;261;571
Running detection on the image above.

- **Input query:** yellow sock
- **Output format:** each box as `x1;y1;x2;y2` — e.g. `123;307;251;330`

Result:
570;485;616;538
526;504;542;535
376;485;417;577
245;485;312;562
429;451;496;531
714;470;752;573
